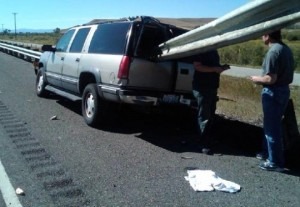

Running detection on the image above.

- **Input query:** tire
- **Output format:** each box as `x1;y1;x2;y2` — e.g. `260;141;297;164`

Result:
36;70;49;97
82;83;106;127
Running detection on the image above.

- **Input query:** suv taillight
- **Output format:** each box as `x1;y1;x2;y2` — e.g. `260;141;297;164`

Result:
118;56;131;79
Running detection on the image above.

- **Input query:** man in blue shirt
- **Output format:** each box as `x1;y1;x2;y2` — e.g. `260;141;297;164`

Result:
250;30;294;172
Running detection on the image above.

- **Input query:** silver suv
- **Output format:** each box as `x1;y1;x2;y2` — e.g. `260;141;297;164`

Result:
36;16;195;126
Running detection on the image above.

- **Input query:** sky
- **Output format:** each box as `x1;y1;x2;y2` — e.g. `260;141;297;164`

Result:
0;0;250;31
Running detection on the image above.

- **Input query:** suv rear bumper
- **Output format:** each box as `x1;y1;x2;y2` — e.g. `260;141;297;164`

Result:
99;84;193;106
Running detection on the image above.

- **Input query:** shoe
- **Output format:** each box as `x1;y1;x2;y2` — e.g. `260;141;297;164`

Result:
256;152;267;160
259;161;284;172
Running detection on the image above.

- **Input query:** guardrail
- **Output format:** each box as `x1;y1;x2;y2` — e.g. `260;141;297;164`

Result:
0;40;42;72
0;39;42;50
159;0;300;59
0;40;43;74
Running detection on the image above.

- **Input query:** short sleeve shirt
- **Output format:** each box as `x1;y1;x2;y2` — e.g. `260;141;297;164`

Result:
262;43;294;86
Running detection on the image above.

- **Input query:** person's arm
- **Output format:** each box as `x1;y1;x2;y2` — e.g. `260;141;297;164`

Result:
250;73;277;85
193;61;230;74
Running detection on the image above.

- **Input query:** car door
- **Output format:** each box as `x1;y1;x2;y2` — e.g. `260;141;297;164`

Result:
45;29;75;88
61;27;91;93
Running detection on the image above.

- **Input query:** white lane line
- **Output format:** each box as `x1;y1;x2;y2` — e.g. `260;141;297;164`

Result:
0;160;23;207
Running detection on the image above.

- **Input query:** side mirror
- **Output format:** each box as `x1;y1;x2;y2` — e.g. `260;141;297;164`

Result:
41;45;56;52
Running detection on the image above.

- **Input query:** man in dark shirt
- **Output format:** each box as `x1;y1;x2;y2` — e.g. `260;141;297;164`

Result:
192;50;230;154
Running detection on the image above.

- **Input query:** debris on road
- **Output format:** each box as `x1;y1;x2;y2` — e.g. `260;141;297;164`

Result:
185;170;241;193
181;156;193;159
15;187;25;195
50;115;58;120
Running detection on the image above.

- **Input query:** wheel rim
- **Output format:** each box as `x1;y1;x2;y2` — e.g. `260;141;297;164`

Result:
37;74;44;92
85;93;95;118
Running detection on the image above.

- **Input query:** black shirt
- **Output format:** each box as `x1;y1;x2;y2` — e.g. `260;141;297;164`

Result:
192;50;221;90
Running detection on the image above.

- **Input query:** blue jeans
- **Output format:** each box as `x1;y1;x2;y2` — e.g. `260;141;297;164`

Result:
261;86;290;167
193;89;218;147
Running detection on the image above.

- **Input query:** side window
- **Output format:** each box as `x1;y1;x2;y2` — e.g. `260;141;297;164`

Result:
88;23;130;54
69;28;91;53
56;29;75;52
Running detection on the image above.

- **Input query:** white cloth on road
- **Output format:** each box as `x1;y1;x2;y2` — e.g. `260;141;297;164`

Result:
184;170;241;193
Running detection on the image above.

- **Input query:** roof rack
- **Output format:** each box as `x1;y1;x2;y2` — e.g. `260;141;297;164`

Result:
81;16;162;26
82;17;136;26
140;16;161;24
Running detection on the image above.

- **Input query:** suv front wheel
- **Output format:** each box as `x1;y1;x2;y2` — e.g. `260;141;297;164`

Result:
82;84;106;127
36;70;49;97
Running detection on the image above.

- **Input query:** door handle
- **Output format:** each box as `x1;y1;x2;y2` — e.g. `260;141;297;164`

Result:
61;57;64;61
75;58;80;62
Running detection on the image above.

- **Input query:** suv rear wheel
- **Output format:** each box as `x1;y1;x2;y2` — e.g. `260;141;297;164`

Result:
82;83;106;127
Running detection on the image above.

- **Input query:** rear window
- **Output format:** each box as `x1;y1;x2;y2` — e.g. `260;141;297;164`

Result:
135;24;167;58
88;23;130;54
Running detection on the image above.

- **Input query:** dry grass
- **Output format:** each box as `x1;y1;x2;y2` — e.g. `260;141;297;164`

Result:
217;75;300;127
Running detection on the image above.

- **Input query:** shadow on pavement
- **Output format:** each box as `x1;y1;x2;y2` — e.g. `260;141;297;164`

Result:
56;99;300;175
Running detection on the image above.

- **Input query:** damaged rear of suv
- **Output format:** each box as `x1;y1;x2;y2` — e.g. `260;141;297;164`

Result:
36;16;195;126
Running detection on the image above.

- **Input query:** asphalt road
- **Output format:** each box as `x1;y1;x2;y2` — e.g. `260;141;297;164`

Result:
0;52;300;207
